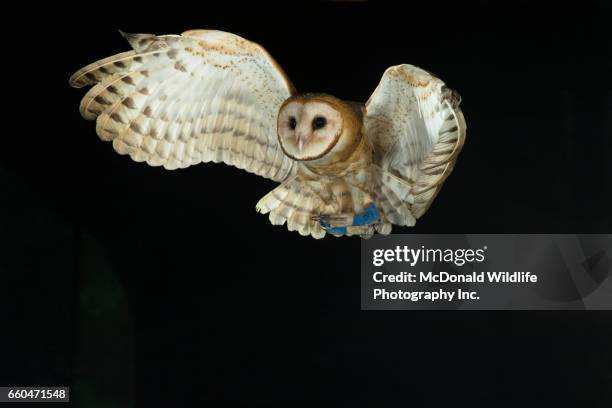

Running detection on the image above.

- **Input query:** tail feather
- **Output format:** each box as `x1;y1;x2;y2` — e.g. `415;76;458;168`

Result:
256;177;327;239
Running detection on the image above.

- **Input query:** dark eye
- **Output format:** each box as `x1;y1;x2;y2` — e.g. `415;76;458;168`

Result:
312;116;326;130
288;116;297;130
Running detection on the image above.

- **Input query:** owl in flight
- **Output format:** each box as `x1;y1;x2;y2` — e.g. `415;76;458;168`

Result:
69;29;466;239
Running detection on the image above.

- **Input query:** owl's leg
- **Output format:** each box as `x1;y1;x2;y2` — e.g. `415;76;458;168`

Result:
315;223;375;238
312;213;354;228
314;203;380;236
346;225;375;239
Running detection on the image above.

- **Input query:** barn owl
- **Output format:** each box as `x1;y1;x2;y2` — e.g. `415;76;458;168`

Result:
69;29;466;239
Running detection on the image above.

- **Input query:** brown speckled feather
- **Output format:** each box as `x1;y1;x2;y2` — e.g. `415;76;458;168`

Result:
69;30;296;180
365;64;466;222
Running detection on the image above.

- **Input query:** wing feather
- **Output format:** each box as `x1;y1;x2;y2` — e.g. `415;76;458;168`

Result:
70;29;296;181
365;64;466;221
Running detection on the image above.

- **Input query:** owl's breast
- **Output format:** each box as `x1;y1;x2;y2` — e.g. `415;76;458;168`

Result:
297;161;377;216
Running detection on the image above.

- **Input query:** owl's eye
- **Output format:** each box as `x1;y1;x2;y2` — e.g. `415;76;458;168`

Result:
312;116;327;130
288;116;297;130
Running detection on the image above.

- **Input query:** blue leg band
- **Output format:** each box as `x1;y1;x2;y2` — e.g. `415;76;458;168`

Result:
318;203;379;235
352;203;380;226
326;226;348;235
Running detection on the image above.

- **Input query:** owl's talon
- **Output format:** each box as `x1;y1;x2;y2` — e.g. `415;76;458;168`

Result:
314;214;353;229
316;203;380;236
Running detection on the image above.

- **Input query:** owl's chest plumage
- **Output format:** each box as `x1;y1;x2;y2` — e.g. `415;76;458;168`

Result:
295;132;377;215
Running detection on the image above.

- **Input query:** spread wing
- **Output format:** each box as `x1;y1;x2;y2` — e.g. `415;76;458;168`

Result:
69;29;296;181
365;64;466;225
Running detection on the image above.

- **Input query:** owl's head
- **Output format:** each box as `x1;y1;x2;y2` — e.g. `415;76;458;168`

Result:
277;93;363;164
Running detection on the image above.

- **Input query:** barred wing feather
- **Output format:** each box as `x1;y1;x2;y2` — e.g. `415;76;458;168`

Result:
69;29;296;181
365;64;466;221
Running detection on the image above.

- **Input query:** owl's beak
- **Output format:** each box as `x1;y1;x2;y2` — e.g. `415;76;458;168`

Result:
296;130;310;152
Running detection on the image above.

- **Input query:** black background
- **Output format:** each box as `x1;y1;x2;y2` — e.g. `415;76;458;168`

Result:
2;1;611;407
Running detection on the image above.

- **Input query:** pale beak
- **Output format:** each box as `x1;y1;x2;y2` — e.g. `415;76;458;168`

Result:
296;130;309;152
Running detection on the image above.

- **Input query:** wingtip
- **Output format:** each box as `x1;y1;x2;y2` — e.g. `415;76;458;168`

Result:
117;29;133;40
117;31;158;51
68;72;84;88
118;29;135;42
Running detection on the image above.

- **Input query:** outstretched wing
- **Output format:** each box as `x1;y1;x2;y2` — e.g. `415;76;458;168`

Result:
69;29;296;181
365;64;466;225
